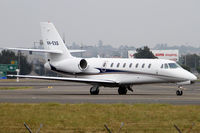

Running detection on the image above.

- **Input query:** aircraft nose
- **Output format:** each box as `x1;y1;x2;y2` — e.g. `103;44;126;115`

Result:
189;73;197;81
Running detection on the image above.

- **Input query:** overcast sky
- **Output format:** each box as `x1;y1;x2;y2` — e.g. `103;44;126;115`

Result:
0;0;200;48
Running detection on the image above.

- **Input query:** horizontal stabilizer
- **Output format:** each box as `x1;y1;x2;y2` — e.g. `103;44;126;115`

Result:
69;49;86;53
1;47;62;54
1;47;85;54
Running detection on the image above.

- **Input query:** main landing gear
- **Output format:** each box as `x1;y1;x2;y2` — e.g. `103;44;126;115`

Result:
90;85;99;95
118;86;127;95
176;86;183;96
90;85;133;95
118;86;133;95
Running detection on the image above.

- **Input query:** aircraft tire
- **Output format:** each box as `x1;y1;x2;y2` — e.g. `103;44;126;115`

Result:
176;90;183;96
118;86;127;95
90;86;99;95
180;90;183;96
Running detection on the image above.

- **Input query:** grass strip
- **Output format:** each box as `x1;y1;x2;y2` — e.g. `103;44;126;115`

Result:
0;87;32;90
0;103;200;133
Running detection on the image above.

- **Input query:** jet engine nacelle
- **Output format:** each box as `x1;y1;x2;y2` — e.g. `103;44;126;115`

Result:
48;58;99;74
79;59;88;71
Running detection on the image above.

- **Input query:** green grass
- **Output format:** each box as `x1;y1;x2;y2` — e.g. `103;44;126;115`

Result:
0;103;200;133
0;87;32;90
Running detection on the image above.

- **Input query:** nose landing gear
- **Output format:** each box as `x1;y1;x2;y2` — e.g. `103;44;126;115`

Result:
176;90;183;96
176;86;183;96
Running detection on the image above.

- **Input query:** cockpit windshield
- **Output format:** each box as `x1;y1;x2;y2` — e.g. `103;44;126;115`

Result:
168;63;180;69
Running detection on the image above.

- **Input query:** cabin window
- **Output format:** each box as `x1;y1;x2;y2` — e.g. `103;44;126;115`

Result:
164;63;168;69
161;64;163;68
148;64;151;68
110;63;114;67
123;63;126;68
135;63;139;68
103;62;106;67
117;63;120;68
142;64;145;68
129;63;132;68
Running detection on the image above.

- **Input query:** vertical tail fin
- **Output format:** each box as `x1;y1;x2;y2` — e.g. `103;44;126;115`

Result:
40;22;72;62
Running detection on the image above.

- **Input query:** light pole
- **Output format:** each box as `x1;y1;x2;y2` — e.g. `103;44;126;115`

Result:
184;55;187;66
17;51;21;74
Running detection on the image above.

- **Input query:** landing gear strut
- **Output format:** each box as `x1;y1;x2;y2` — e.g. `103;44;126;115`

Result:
118;86;127;95
90;85;99;95
176;86;183;96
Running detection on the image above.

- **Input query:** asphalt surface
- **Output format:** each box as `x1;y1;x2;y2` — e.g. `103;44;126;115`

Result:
0;80;200;104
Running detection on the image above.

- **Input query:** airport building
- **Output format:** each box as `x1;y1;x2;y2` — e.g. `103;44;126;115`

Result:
128;49;179;61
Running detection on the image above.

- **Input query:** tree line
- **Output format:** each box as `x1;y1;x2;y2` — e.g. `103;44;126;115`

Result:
0;50;32;75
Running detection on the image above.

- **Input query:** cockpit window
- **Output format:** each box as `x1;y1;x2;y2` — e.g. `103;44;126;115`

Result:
168;63;179;69
164;63;168;69
161;64;163;68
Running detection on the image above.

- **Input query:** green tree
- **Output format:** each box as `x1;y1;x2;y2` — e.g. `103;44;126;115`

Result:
197;67;200;74
0;50;32;75
184;54;200;68
0;50;16;64
181;64;191;72
134;46;157;59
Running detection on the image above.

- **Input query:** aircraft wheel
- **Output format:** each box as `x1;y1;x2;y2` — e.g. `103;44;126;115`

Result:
180;90;183;96
176;90;183;96
118;86;127;95
90;86;99;95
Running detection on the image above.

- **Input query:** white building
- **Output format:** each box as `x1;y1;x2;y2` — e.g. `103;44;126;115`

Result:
128;49;179;61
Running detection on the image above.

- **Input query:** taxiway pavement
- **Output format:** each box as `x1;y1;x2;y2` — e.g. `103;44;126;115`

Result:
0;80;199;104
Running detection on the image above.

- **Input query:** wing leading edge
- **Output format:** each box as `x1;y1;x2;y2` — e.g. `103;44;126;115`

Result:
7;75;117;85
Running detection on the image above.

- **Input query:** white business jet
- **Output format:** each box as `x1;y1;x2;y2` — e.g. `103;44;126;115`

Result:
5;22;197;96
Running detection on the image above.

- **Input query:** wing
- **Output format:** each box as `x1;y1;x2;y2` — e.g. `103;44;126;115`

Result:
7;75;117;85
0;48;85;54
